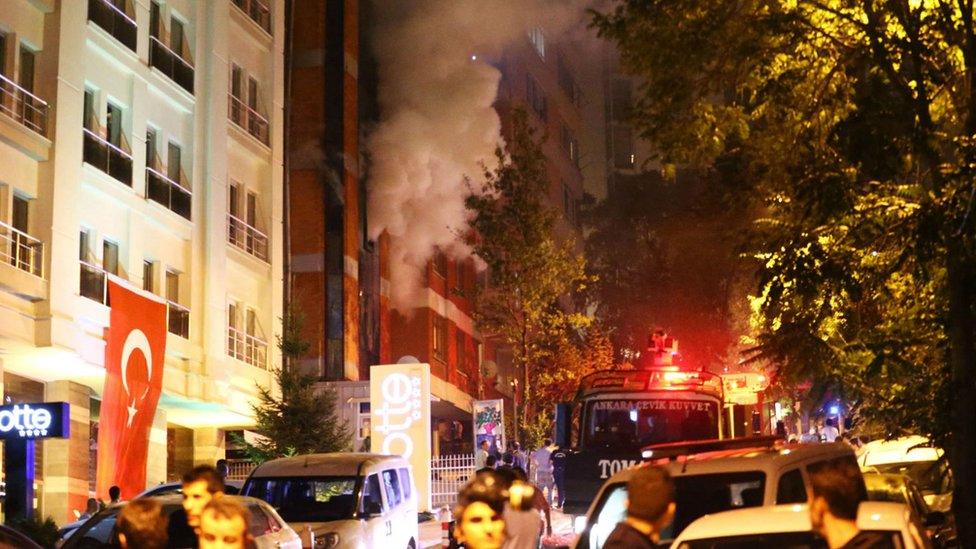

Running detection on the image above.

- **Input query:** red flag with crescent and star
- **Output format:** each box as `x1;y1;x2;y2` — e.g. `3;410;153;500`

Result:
96;279;167;500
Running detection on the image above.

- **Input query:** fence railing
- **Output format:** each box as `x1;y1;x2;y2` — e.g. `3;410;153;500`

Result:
80;260;109;304
0;221;43;277
431;454;476;509
167;300;190;338
228;326;268;369
83;128;133;186
146;167;192;220
225;460;256;481
149;36;194;94
227;94;269;145
232;0;272;34
227;213;269;262
88;0;137;52
0;73;49;136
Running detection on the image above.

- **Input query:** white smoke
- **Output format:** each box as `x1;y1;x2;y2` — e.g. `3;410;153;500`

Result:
367;0;592;311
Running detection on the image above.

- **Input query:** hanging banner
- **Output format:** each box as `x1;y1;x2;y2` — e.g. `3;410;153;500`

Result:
473;399;505;457
370;363;432;511
96;280;167;500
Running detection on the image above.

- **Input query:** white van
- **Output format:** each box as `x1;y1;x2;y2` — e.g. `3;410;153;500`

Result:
242;453;419;549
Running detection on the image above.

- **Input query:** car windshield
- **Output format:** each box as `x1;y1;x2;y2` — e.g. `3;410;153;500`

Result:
243;477;359;523
581;471;766;549
584;399;720;449
872;461;946;495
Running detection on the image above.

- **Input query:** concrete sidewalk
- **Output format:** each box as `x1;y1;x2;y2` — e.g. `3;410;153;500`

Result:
419;508;578;548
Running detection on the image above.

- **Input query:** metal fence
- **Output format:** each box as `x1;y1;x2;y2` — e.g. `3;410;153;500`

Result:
431;453;477;509
226;460;256;481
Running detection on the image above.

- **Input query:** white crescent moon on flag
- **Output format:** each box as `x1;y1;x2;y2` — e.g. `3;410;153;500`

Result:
121;328;153;402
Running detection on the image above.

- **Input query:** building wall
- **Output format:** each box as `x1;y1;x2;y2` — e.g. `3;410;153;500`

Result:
0;0;284;523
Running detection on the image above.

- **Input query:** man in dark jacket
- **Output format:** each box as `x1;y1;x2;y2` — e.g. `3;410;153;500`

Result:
602;466;675;549
809;457;895;549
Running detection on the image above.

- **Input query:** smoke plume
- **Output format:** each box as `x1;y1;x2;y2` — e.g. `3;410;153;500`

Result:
367;0;591;311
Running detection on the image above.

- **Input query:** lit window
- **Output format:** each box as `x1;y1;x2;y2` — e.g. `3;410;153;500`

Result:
528;27;546;59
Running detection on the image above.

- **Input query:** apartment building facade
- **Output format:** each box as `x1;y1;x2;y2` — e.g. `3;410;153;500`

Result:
0;0;284;522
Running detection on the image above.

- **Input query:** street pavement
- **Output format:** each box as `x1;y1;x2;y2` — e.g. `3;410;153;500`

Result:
419;507;577;548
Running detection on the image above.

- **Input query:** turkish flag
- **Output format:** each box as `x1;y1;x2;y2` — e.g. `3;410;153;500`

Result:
96;279;167;500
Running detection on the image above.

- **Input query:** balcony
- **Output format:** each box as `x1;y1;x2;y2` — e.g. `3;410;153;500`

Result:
0;221;43;278
0;73;49;137
83;128;133;186
232;0;272;34
80;261;108;304
147;167;192;220
149;36;194;94
167;300;190;338
227;326;267;369
227;213;269;262
88;0;137;53
228;95;269;146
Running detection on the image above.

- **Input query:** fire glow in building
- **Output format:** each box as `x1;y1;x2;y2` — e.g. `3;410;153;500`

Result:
0;0;283;521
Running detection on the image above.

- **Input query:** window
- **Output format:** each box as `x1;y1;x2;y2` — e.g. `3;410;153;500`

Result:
432;315;447;362
143;260;155;292
456;330;467;370
167;141;181;183
0;33;6;75
246;191;258;227
397;468;412;499
361;474;385;513
776;469;807;504
528;27;545;59
102;240;119;275
165;270;179;302
432;250;447;277
356;402;371;441
150;1;161;37
19;45;36;93
454;259;465;291
83;89;95;130
106;102;123;147
228;302;239;329
613;125;634;169
229;183;240;217
244;477;359;523
526;76;547;120
382;469;402;507
170;17;186;57
247;76;259;111
12;195;29;233
562;125;580;167
231;65;245;99
245;308;257;337
79;229;90;261
558;58;578;105
146;127;158;168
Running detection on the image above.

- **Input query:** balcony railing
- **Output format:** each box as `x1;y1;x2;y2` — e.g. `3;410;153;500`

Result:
83;128;133;186
149;36;194;94
147;167;192;220
232;0;272;34
0;221;43;277
0;73;49;136
227;213;269;262
227;326;268;369
88;0;137;52
167;300;190;338
80;260;108;304
228;95;269;145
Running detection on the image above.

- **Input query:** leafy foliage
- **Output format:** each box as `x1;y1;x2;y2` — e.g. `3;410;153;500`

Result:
237;306;350;463
465;109;592;442
9;515;59;549
594;0;976;541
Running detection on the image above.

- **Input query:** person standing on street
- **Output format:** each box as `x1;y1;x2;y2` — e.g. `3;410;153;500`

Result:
808;457;894;548
550;446;568;510
109;485;122;505
529;439;554;506
822;418;840;443
117;498;168;549
512;442;528;471
477;439;491;469
602;466;676;549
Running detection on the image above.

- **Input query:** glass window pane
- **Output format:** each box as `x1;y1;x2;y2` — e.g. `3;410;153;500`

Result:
103;241;119;274
143;260;154;292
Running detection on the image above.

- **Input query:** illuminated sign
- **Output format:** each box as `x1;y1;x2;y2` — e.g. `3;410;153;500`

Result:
721;373;768;405
370;363;432;511
0;402;69;440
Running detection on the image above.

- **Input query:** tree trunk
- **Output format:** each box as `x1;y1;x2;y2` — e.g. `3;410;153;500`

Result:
946;251;976;547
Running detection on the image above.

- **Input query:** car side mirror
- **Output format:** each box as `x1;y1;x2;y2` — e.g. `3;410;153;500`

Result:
924;511;947;527
362;500;383;517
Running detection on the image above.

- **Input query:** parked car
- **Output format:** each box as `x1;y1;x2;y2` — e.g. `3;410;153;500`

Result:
858;436;953;512
57;480;245;542
59;494;301;549
0;523;43;549
573;437;858;549
864;472;957;548
242;453;419;549
669;501;928;548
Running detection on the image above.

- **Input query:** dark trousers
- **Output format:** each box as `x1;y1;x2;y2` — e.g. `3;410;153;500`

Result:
553;469;566;507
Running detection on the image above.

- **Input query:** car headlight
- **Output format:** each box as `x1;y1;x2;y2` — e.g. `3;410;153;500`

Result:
573;515;588;534
315;532;340;548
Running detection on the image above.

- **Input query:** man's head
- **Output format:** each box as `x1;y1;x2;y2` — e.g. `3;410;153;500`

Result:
199;498;252;549
502;452;514;465
486;454;498;468
454;472;508;549
627;466;676;532
117;498;168;549
543;438;552;447
182;465;226;528
216;459;230;478
109;485;121;502
85;497;99;514
480;440;490;450
808;457;867;534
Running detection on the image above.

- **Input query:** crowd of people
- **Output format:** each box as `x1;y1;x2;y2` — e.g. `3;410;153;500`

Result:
475;438;568;511
455;456;894;549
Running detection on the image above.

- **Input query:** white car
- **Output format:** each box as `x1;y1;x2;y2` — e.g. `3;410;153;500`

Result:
243;453;419;549
670;501;929;548
858;436;954;512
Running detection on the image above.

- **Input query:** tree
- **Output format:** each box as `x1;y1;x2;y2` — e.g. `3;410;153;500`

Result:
595;1;976;542
238;306;351;463
465;108;591;443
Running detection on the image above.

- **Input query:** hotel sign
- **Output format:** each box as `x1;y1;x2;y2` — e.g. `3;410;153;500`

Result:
0;402;69;440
